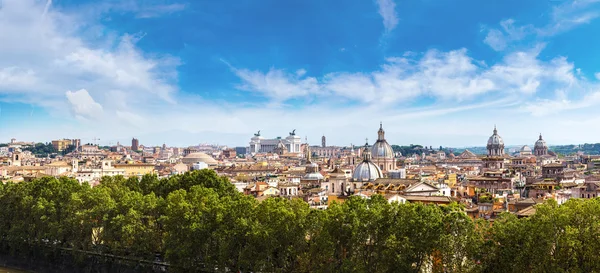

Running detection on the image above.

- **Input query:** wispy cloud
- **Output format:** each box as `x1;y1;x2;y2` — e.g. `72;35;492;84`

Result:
134;3;186;19
484;0;600;51
522;91;600;117
375;0;399;33
224;63;320;102
483;19;533;51
227;46;577;105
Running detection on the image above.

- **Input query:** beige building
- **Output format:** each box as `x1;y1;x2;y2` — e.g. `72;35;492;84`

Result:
52;139;73;152
45;161;72;176
113;163;156;177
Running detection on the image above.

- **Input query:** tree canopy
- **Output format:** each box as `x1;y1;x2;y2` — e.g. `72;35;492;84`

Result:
0;170;599;272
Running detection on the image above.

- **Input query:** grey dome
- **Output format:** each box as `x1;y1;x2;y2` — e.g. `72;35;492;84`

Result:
371;122;394;159
352;141;383;182
352;161;383;182
182;152;218;165
371;141;394;159
304;172;324;180
535;134;547;149
487;127;504;146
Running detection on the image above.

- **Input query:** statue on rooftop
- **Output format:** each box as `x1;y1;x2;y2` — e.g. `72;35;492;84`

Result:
254;130;261;137
289;129;296;136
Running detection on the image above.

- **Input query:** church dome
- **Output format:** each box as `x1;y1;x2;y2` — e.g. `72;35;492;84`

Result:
535;134;547;149
182;152;218;165
304;172;324;180
353;162;383;182
486;126;505;157
371;122;394;159
372;142;394;159
521;145;532;153
487;127;504;146
352;142;383;182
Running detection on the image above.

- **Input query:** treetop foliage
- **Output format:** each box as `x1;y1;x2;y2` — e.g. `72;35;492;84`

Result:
0;169;599;272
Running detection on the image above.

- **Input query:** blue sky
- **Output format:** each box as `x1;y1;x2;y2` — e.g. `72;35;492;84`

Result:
1;0;600;148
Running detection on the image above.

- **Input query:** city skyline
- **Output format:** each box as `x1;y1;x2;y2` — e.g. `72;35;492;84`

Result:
2;0;600;147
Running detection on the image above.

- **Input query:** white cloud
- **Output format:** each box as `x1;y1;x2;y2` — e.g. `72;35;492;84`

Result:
230;67;320;101
521;91;600;117
134;4;186;19
375;0;399;32
483;29;507;51
230;46;577;103
0;0;179;116
483;19;532;51
484;1;600;50
72;0;187;20
595;72;600;80
0;67;38;91
3;0;600;147
65;89;103;120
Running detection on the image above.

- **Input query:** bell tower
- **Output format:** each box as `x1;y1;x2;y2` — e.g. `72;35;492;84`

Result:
11;150;22;167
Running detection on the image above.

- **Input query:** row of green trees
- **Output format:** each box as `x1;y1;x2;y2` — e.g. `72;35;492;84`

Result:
0;169;600;272
22;142;76;157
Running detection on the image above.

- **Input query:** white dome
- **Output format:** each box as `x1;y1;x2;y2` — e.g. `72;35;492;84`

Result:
487;131;504;146
535;134;547;149
521;145;532;153
352;161;383;182
371;141;394;159
182;152;218;165
304;172;324;180
372;122;394;159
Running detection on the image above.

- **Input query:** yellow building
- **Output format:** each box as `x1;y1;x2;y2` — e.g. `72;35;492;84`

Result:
445;173;457;187
112;163;156;177
52;139;72;152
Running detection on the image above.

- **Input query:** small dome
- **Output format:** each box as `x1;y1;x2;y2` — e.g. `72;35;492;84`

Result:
352;161;383;182
304;172;324;180
521;145;532;153
182;152;218;165
352;141;383;182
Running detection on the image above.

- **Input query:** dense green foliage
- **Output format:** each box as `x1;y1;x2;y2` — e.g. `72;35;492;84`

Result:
551;143;600;155
1;170;600;272
391;144;425;156
23;142;57;157
391;144;457;157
